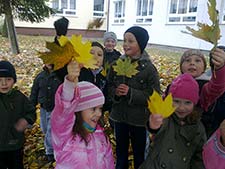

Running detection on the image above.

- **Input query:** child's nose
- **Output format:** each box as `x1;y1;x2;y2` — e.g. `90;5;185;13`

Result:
1;79;6;85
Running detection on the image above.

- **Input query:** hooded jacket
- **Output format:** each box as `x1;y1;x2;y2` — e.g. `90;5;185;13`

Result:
51;79;114;169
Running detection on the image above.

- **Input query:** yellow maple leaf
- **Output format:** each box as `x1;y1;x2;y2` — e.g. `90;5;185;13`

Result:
147;90;176;118
38;35;97;71
112;57;139;78
101;62;111;77
182;0;221;48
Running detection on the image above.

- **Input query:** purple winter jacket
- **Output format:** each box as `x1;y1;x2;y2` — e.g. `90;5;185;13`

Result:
51;79;115;169
203;129;225;169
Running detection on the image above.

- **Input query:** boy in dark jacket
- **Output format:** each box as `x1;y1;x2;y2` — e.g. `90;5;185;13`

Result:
0;61;36;169
30;64;61;162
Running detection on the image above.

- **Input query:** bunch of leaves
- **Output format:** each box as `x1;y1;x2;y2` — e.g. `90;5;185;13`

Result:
38;35;97;71
113;57;139;78
87;18;104;30
182;0;221;49
147;90;176;118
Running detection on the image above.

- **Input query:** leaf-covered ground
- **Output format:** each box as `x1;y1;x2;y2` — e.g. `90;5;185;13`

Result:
0;35;182;169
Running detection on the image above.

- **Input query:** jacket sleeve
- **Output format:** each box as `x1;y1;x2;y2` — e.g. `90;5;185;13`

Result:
22;93;37;125
200;65;225;111
29;74;40;106
202;129;225;169
51;78;78;149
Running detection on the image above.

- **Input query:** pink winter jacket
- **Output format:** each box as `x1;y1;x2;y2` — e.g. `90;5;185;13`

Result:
203;129;225;169
51;79;115;169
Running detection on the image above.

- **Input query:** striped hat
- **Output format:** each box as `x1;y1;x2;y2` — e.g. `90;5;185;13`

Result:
74;81;105;112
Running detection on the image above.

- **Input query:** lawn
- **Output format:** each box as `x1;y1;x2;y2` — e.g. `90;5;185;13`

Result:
0;34;185;168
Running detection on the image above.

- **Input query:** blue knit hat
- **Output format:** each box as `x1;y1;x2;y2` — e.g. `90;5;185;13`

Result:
0;61;17;82
125;26;149;53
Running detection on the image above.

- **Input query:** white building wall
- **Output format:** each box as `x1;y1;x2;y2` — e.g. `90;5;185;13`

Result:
108;0;225;50
14;0;108;30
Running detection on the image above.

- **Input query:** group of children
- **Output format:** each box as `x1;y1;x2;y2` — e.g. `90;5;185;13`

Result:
1;16;225;169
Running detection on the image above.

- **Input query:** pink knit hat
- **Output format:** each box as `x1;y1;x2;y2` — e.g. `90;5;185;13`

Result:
169;73;199;104
74;81;105;112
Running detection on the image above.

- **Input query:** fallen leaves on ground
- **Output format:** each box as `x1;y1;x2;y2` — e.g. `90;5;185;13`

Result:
0;35;180;169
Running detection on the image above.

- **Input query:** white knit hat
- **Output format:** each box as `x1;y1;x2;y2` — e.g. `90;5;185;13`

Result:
103;32;117;43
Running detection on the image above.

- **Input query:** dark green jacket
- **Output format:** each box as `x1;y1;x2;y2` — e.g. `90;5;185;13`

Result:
0;89;36;151
108;51;160;126
140;114;206;169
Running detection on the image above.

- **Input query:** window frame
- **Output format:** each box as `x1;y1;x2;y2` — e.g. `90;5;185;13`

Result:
167;0;198;24
135;0;154;24
93;0;105;17
113;0;125;24
222;0;225;23
51;0;76;16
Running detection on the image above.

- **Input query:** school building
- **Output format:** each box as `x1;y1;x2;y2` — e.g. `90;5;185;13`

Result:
14;0;225;50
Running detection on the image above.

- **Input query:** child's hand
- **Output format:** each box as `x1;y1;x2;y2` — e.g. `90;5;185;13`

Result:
115;84;129;96
149;114;163;130
15;118;28;132
220;119;225;146
67;60;81;83
211;48;225;70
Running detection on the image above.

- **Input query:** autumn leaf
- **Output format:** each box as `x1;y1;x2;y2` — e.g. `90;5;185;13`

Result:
182;0;221;48
101;62;111;77
148;90;176;118
113;57;139;78
38;35;97;71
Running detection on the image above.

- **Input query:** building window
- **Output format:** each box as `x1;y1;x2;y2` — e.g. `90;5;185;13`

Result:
114;0;125;23
136;0;154;23
93;0;105;17
52;0;76;16
168;0;198;23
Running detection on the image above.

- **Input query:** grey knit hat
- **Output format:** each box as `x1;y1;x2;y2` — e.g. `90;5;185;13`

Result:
103;32;117;43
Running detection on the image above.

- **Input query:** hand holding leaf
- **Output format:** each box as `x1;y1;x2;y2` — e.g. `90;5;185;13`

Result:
147;90;176;118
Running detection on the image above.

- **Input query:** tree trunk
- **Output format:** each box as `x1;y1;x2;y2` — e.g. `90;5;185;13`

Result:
4;1;20;54
2;17;8;38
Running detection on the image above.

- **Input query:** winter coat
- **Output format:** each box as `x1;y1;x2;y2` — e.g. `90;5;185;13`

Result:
51;79;114;169
30;69;62;112
103;49;121;66
203;129;225;169
139;114;207;169
107;51;160;126
0;89;36;151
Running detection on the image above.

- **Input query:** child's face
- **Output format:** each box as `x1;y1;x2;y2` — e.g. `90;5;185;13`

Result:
173;98;194;119
123;32;141;58
0;77;14;94
90;46;104;68
104;38;116;52
181;55;205;78
45;64;53;70
81;105;103;128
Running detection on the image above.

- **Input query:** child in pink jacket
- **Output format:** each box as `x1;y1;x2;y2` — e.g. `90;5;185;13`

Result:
51;61;114;169
203;119;225;169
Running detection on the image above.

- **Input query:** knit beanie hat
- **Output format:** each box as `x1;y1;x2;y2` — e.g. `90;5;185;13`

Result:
92;41;104;51
54;17;69;36
125;26;149;54
74;81;105;112
169;73;199;104
0;61;17;82
180;49;207;73
103;32;117;43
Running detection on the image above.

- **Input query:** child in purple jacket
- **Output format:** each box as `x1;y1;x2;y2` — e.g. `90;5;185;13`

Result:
51;61;114;169
203;119;225;169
